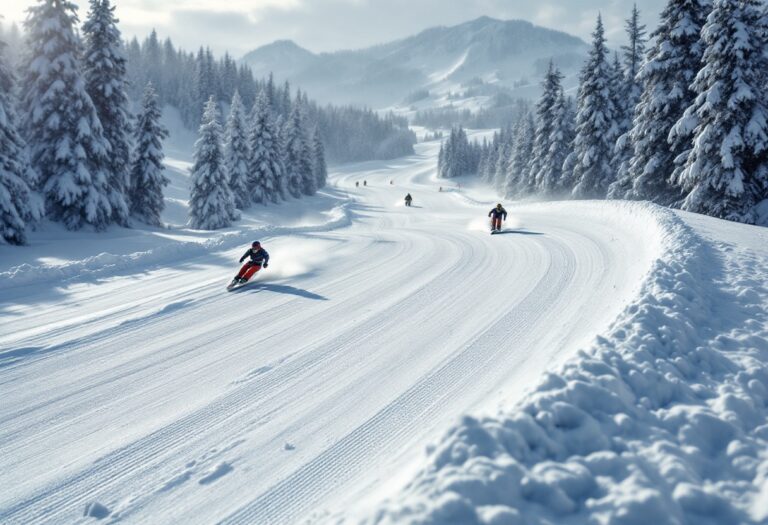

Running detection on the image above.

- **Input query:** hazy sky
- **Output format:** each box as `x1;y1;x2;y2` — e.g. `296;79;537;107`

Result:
3;0;668;57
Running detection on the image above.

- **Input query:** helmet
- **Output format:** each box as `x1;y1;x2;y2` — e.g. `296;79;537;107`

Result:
496;203;502;209
251;241;261;248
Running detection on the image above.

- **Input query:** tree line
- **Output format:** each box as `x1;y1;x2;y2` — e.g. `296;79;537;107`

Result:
121;30;415;165
439;1;768;225
0;0;415;244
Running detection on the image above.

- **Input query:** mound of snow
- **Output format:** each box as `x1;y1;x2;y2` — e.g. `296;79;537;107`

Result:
362;203;768;524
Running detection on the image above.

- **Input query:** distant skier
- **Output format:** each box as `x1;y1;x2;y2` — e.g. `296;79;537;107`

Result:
355;181;359;187
230;240;269;287
488;203;507;233
364;180;367;186
404;193;413;207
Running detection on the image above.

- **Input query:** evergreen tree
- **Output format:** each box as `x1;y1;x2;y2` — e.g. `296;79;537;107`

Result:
530;62;564;192
609;52;632;176
505;112;535;197
224;91;250;209
247;91;284;204
0;37;43;244
22;0;116;231
626;0;709;203
571;15;619;199
83;0;132;226
189;96;237;229
621;4;647;122
129;82;168;226
610;5;647;200
284;103;315;197
143;29;162;98
125;36;144;100
273;114;288;198
541;90;576;194
674;0;768;223
193;47;214;123
311;126;328;189
494;130;513;194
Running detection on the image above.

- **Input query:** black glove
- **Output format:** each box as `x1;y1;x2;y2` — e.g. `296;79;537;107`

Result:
239;257;245;263
263;263;268;268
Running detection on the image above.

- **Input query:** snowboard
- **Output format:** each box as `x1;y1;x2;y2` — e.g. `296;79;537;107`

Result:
227;280;250;291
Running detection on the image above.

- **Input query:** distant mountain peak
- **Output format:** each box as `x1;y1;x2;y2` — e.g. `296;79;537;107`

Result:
241;16;589;107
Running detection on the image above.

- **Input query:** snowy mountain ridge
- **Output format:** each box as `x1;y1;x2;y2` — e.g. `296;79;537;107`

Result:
241;17;589;107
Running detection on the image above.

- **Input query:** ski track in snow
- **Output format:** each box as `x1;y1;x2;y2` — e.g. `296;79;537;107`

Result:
0;140;732;524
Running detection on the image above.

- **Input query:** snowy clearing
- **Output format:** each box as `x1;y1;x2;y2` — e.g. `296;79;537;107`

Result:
1;139;766;524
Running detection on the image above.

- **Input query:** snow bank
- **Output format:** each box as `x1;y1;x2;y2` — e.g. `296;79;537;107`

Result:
0;203;351;291
363;202;768;524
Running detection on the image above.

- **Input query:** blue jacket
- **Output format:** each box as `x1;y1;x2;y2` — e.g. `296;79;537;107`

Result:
488;207;507;220
240;247;270;265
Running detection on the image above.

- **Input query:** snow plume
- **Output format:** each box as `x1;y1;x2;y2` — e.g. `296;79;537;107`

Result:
466;215;521;232
365;202;768;524
0;203;352;291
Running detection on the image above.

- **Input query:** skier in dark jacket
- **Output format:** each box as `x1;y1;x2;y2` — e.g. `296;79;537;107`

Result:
488;203;507;232
404;193;413;207
231;241;269;285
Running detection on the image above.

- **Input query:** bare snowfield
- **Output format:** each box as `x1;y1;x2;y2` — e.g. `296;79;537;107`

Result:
1;138;766;524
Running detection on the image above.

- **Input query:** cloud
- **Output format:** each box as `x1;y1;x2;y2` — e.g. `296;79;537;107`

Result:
4;0;668;58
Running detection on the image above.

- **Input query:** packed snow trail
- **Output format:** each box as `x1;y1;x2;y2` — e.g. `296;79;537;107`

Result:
1;140;658;523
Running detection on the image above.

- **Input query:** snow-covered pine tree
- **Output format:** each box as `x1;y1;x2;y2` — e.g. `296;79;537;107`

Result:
0;36;43;244
494;129;513;194
283;103;315;197
193;47;214;123
610;6;647;200
626;0;709;203
311;126;328;189
438;130;453;178
571;15;619;199
188;96;237;229
477;138;490;182
540;89;576;194
273;113;288;198
83;0;132;226
606;50;636;199
247;90;284;204
437;141;446;179
224;91;250;209
143;29;162;99
129;82;168;226
505;112;535;198
673;0;768;223
624;5;647;111
22;0;116;231
530;61;563;193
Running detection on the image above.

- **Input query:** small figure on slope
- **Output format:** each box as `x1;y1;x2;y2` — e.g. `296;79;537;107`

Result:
488;203;507;233
404;193;413;207
230;240;270;288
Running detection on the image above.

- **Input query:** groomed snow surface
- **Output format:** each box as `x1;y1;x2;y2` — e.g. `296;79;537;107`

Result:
1;137;767;524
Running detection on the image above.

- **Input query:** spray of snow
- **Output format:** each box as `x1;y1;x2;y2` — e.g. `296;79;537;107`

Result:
466;215;521;232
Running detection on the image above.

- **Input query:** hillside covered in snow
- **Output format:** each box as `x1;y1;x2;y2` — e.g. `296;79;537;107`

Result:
241;17;589;108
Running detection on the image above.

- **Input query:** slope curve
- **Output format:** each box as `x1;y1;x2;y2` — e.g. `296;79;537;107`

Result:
0;139;660;524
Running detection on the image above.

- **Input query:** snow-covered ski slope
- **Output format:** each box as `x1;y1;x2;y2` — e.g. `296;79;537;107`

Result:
2;139;767;524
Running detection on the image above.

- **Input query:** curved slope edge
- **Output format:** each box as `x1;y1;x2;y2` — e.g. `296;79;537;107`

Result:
362;203;768;525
